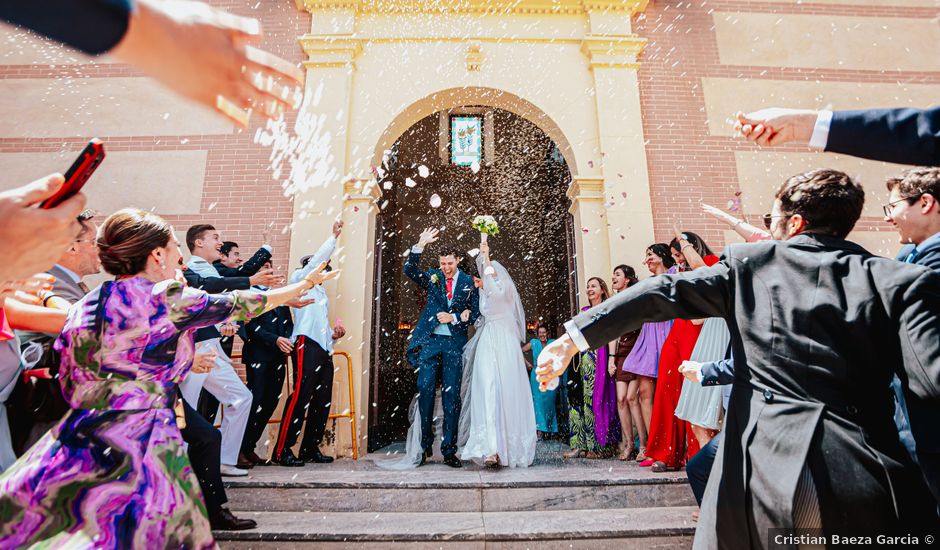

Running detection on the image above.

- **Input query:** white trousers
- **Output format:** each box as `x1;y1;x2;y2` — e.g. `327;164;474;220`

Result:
180;339;252;466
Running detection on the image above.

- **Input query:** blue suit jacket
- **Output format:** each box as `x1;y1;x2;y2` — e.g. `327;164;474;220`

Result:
896;237;940;453
403;251;479;363
827;107;940;167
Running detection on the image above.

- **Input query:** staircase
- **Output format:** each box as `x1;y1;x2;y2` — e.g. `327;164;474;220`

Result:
216;441;697;549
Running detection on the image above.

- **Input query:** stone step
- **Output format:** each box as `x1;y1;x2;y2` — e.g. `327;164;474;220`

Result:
214;506;698;549
225;458;695;513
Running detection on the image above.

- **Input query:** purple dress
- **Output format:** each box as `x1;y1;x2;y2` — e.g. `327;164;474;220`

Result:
621;267;677;378
0;277;265;549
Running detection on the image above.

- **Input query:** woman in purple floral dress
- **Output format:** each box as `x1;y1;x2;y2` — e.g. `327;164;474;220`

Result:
0;209;336;549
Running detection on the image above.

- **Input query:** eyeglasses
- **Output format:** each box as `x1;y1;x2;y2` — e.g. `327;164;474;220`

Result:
762;213;790;230
882;195;919;218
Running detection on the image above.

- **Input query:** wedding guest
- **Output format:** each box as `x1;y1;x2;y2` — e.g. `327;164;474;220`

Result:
182;224;256;474
883;166;940;506
213;235;273;278
610;264;641;460
619;245;676;462
0;208;335;548
674;318;730;449
564;277;618;459
240;259;294;464
0;277;66;473
538;168;940;544
272;220;344;466
523;325;558;437
11;210;100;453
701;203;770;243
641;231;719;472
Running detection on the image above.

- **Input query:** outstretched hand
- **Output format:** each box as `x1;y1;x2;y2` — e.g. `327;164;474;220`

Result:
417;227;440;248
678;360;703;383
111;0;305;127
733;109;817;147
535;334;580;391
460;310;471;322
303;261;340;287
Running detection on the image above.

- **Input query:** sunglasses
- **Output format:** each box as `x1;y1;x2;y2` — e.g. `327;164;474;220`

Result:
762;213;790;230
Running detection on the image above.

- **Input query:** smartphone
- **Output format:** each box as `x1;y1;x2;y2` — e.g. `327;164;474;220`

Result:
39;138;105;209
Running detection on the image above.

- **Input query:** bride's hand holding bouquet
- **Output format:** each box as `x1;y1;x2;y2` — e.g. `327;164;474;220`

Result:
471;215;499;243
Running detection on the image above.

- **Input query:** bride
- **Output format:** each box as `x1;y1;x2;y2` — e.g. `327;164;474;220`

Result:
457;240;536;468
374;240;535;470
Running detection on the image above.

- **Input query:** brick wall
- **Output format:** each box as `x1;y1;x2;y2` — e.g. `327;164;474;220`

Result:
635;0;940;251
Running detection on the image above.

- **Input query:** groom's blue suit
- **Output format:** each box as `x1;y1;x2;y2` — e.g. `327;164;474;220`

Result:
404;250;480;458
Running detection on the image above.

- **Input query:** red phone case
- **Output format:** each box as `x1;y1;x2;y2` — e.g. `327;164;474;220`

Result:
39;138;105;209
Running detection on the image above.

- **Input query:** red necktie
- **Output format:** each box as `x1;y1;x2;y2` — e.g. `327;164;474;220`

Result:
446;277;453;300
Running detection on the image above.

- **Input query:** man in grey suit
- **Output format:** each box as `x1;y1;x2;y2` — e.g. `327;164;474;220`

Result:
11;210;100;451
538;169;940;547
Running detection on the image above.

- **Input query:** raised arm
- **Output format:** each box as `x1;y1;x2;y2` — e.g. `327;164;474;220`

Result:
290;220;342;284
183;268;250;293
536;262;733;389
403;227;440;289
701;203;770;243
238;246;273;277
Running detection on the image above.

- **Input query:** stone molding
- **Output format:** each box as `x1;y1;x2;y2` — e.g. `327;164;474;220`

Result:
567;176;605;214
343;178;383;210
300;35;364;69
296;0;649;16
581;34;647;69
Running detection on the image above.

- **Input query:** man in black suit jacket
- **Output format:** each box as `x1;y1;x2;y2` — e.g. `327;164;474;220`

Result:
213;241;273;278
239;262;294;464
539;169;940;546
734;106;939;166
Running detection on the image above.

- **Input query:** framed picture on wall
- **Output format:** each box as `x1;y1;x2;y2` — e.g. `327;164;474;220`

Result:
450;115;483;166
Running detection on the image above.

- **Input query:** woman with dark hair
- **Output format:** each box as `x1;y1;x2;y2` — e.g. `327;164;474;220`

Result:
640;230;720;471
618;245;676;462
0;208;336;548
610;264;640;460
563;276;619;459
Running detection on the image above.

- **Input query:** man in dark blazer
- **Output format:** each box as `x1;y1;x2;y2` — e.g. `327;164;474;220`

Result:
204;239;274;421
213;240;273;278
734;106;939;166
538;169;940;546
404;228;479;467
239;262;294;464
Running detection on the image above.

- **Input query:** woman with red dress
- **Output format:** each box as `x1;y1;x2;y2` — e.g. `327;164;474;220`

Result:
639;230;719;472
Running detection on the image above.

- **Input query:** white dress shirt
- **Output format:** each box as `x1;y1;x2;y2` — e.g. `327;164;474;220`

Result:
290;235;337;353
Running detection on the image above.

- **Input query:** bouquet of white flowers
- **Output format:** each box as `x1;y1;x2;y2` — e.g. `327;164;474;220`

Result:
471;215;499;242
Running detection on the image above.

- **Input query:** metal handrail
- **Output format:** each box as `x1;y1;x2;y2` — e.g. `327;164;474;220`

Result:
328;351;358;460
228;351;358;460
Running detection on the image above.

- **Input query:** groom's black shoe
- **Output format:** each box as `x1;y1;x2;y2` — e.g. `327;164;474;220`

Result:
443;455;463;468
418;449;431;466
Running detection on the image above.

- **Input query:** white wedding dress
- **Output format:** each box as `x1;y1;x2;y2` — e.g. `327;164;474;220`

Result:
457;258;536;468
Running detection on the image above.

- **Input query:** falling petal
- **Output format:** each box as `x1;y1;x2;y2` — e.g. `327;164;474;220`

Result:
418;165;430;178
429;193;442;208
405;178;417;188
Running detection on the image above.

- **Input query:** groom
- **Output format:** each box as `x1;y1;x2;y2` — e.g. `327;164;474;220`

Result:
404;228;480;467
